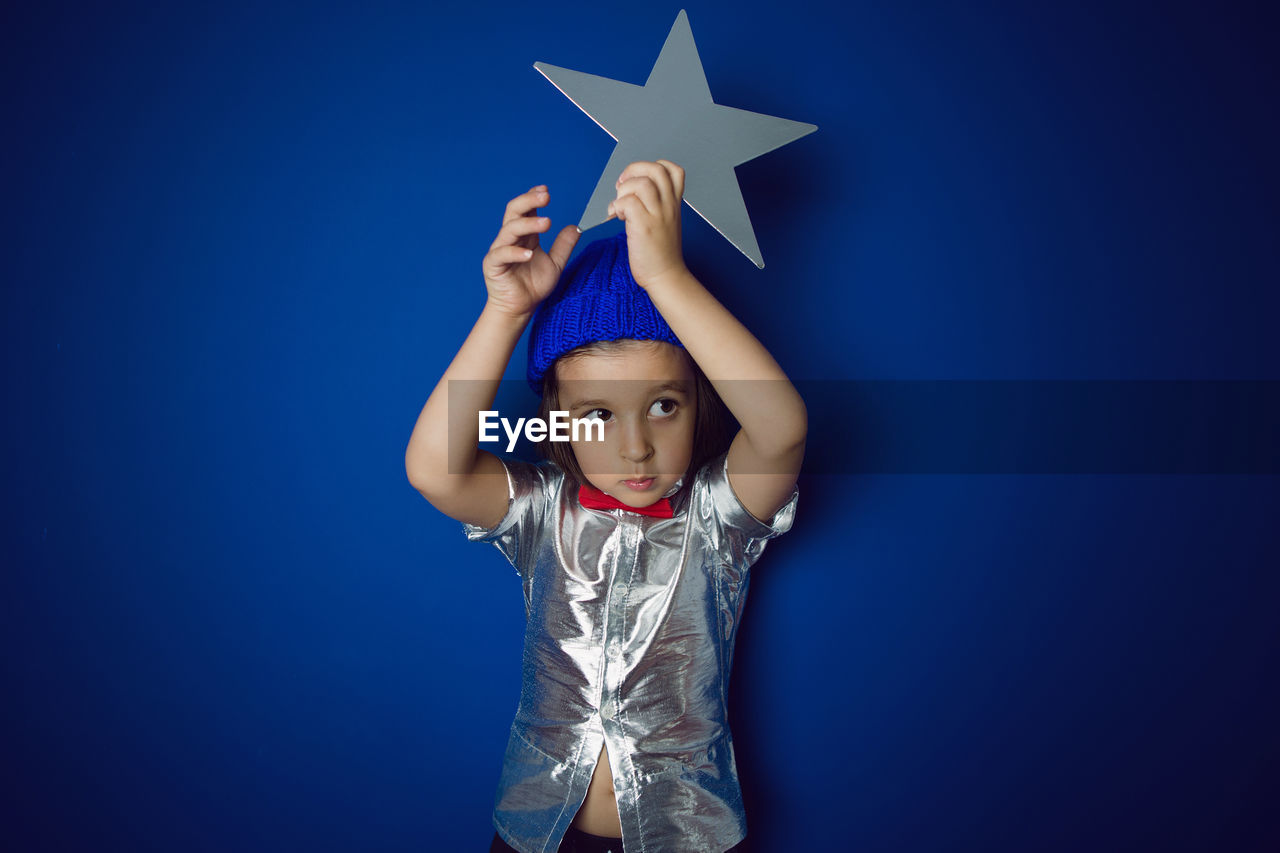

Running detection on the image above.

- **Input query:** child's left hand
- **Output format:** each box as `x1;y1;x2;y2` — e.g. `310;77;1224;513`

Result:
608;160;689;290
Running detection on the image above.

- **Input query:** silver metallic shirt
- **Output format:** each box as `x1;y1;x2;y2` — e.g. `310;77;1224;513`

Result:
463;451;798;853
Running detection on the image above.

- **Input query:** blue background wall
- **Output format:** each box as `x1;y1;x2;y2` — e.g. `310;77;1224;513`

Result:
4;1;1277;850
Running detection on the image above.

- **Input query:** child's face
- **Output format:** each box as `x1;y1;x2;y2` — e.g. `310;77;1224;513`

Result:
555;340;697;508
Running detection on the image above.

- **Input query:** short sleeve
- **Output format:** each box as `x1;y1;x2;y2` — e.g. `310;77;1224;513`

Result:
461;457;562;577
691;451;798;566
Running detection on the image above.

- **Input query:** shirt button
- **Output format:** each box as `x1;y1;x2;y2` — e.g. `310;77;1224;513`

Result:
601;699;616;720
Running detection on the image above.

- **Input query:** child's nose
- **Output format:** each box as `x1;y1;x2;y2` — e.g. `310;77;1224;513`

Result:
618;421;654;463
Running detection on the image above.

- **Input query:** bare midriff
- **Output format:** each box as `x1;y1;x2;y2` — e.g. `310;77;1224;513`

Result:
571;744;623;838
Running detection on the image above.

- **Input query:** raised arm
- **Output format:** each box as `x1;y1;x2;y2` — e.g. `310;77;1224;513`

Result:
405;186;580;528
609;161;806;522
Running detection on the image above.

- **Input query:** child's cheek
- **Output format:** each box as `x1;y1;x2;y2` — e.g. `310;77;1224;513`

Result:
570;436;611;474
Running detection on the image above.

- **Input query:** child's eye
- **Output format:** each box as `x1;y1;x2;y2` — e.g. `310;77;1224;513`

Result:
649;398;678;418
582;408;612;422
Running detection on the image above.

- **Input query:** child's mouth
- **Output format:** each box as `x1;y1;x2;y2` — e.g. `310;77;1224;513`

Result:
622;478;655;491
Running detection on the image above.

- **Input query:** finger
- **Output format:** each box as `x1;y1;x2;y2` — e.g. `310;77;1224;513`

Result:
610;193;648;223
484;243;535;272
547;224;582;272
503;186;549;225
617;162;672;210
491;214;551;249
615;175;662;218
655;160;685;201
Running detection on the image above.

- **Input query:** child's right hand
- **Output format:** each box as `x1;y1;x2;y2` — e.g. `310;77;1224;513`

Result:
482;186;580;320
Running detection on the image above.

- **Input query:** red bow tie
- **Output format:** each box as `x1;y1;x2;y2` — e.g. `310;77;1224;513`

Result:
578;484;674;519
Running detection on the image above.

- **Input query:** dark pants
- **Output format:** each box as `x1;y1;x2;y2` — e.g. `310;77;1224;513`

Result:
489;826;751;853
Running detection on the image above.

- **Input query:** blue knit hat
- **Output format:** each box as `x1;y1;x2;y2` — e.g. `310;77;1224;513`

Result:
527;231;683;393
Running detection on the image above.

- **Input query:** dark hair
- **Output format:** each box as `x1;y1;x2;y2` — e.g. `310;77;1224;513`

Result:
536;341;736;487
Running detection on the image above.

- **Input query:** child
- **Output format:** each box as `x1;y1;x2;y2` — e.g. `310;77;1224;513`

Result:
405;160;806;853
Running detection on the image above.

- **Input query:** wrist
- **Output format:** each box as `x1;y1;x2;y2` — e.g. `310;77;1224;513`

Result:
636;264;695;295
480;299;536;330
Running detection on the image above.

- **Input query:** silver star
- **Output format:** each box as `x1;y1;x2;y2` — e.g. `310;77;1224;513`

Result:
534;9;817;268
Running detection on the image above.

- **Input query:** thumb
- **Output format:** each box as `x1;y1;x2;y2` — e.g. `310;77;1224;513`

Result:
548;224;582;272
